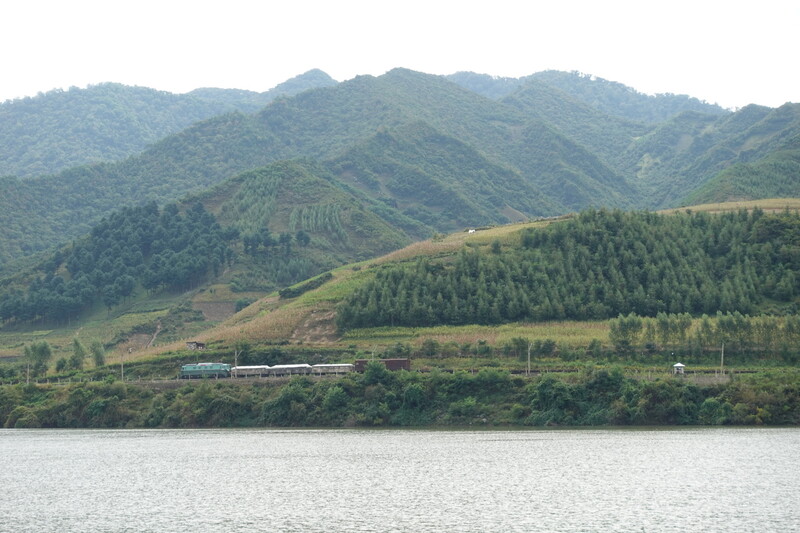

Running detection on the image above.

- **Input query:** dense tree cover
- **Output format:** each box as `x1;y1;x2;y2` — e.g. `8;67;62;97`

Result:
688;134;800;205
2;366;797;428
0;71;338;179
0;84;249;179
626;104;800;207
502;85;647;179
329;122;561;228
337;209;800;329
0;202;231;324
528;70;728;123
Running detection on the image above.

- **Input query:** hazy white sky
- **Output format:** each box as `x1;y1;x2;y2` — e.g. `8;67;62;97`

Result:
2;0;797;109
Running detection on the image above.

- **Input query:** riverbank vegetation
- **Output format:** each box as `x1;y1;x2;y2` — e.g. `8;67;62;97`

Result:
2;363;797;429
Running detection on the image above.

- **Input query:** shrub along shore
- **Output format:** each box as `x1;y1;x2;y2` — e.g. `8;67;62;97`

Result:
2;362;798;428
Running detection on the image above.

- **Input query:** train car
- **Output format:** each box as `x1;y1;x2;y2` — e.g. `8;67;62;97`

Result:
231;365;271;378
269;364;313;377
311;363;355;376
179;362;231;379
181;362;359;380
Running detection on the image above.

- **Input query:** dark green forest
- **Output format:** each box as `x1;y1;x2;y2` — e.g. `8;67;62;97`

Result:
0;202;231;325
337;209;800;329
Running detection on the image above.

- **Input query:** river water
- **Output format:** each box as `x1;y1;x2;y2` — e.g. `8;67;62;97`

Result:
0;427;797;532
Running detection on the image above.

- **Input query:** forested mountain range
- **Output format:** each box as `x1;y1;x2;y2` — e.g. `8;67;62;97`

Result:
447;70;728;123
0;69;336;179
1;67;798;274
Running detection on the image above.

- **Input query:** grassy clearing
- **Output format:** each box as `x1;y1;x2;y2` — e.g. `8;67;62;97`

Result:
366;220;553;266
342;321;609;349
192;284;264;303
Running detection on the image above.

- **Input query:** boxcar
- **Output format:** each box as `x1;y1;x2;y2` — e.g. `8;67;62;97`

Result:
179;362;231;379
230;365;272;378
269;364;313;377
311;363;354;375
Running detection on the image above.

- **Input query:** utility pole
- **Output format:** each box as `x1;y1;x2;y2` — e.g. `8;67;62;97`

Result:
720;342;725;375
527;342;533;376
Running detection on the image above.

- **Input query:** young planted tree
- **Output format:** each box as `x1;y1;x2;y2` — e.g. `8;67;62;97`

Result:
24;341;53;377
69;338;88;370
90;340;106;367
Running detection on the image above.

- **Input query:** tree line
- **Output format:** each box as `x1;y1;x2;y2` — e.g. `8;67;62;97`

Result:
3;364;797;428
609;311;800;361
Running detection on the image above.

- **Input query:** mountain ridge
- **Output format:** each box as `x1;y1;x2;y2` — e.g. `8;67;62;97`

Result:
1;68;798;271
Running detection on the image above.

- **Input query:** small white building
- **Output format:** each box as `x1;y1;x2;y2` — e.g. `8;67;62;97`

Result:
672;362;686;375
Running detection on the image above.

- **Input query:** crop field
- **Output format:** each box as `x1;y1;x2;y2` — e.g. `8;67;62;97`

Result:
342;321;609;349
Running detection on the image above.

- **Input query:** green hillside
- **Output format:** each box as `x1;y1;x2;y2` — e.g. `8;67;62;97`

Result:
328;121;562;228
0;159;416;327
1;68;798;273
445;71;527;99
687;135;800;204
0;70;337;180
622;104;800;207
0;69;631;266
528;70;728;123
500;78;648;168
337;207;800;330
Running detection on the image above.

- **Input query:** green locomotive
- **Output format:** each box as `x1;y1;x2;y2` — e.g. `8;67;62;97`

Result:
179;362;231;379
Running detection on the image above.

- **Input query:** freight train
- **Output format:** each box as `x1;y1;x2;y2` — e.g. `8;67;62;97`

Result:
178;359;410;379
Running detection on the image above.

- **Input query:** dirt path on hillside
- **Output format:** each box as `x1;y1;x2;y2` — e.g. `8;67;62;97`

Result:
146;320;162;348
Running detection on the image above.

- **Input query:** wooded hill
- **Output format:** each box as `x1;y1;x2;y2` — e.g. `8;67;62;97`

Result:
448;70;727;123
336;208;800;330
0;69;336;179
2;68;798;270
0;159;415;327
